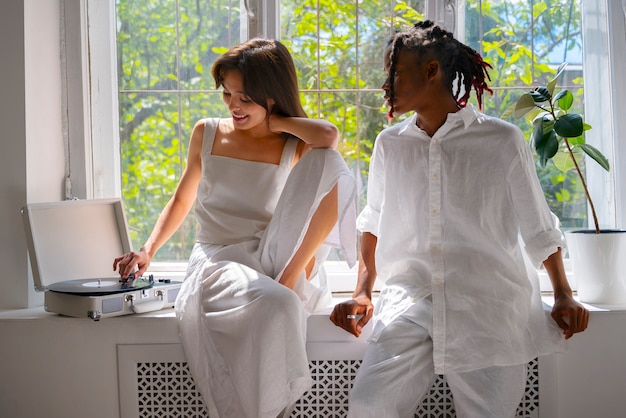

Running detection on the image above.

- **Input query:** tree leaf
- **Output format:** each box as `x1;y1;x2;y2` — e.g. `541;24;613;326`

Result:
554;113;583;138
579;143;611;171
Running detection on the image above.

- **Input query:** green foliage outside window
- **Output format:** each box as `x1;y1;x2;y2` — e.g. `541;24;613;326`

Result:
116;0;586;261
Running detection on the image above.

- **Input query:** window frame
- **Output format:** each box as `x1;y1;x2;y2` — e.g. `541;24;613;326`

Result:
76;0;626;291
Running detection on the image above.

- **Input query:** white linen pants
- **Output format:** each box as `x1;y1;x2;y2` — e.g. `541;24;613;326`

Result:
348;297;527;418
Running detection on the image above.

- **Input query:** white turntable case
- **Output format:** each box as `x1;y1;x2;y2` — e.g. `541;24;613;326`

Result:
21;198;181;320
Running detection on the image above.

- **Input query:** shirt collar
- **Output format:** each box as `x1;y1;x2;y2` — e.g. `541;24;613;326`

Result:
399;105;480;137
447;104;479;130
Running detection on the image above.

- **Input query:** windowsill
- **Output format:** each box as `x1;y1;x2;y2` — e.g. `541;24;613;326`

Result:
4;259;625;322
3;292;626;320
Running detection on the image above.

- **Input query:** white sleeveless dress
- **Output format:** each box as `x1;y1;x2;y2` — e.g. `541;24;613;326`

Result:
175;118;357;418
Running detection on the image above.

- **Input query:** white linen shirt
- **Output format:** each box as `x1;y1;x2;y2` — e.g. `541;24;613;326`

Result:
357;106;566;374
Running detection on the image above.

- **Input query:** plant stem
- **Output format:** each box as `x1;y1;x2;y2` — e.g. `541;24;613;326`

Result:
563;138;601;233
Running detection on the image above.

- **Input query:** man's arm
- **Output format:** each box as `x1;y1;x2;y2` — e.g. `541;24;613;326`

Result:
544;248;589;339
330;232;378;337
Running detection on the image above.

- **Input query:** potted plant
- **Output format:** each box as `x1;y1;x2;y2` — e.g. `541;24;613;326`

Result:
506;62;626;305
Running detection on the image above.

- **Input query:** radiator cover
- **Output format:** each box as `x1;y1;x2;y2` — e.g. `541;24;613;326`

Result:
118;344;539;417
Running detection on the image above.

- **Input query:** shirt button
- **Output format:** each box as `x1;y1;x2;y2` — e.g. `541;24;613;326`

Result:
433;277;443;285
432;246;440;254
431;209;439;216
431;172;439;180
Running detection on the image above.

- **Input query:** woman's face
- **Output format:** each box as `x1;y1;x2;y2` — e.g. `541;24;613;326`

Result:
221;70;269;130
382;48;431;117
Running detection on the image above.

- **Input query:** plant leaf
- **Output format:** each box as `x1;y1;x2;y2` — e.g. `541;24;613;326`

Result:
537;131;559;166
554;113;583;138
531;116;544;149
554;89;573;111
547;62;568;95
567;135;585;146
552;150;576;173
514;93;537;118
530;86;551;103
579;143;611;171
500;102;516;120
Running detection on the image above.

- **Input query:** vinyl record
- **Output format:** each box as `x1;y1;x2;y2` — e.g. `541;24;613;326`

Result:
47;275;154;296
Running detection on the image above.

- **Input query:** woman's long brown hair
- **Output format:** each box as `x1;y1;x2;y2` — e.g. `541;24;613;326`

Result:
212;38;307;118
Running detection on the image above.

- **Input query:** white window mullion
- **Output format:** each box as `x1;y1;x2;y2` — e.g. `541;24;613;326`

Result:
61;0;91;200
240;0;280;41
582;0;622;229
85;0;122;199
426;0;459;35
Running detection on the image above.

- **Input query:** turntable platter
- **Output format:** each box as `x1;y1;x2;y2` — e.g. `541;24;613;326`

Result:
47;276;154;296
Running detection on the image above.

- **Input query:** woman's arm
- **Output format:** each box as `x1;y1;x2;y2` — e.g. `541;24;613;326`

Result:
269;114;339;150
113;119;205;278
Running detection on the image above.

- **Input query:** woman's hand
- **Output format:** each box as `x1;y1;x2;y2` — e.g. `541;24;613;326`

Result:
113;248;151;280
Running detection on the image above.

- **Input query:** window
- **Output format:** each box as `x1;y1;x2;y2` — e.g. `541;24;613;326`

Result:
83;0;625;288
463;0;587;229
115;0;430;262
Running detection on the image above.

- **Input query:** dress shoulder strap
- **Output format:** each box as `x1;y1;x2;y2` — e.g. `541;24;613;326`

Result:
202;118;220;156
279;137;299;167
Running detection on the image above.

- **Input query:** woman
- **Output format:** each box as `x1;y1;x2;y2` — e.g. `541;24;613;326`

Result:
114;38;356;418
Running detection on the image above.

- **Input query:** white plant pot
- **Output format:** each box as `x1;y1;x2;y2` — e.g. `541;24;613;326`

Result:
565;230;626;305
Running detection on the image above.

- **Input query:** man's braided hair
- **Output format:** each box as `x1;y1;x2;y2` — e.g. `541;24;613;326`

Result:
387;20;493;119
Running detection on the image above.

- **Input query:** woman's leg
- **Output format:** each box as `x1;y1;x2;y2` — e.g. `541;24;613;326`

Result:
178;258;311;418
278;184;338;289
258;148;356;311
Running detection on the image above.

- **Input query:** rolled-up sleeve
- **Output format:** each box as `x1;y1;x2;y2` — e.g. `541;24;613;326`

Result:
356;137;385;236
509;132;567;267
356;205;380;235
524;225;567;268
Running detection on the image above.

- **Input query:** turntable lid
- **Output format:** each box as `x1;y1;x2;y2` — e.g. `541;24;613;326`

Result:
21;199;133;290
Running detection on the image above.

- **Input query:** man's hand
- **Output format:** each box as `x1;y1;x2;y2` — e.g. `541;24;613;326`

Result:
551;293;589;340
330;295;374;337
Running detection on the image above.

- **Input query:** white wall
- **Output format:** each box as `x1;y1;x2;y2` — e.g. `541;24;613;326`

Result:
0;0;65;309
0;311;182;418
0;0;28;309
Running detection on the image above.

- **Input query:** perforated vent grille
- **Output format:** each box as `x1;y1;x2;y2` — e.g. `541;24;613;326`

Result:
136;362;208;418
134;358;538;417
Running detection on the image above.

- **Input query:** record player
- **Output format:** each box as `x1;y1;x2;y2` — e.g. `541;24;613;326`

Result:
21;198;182;320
